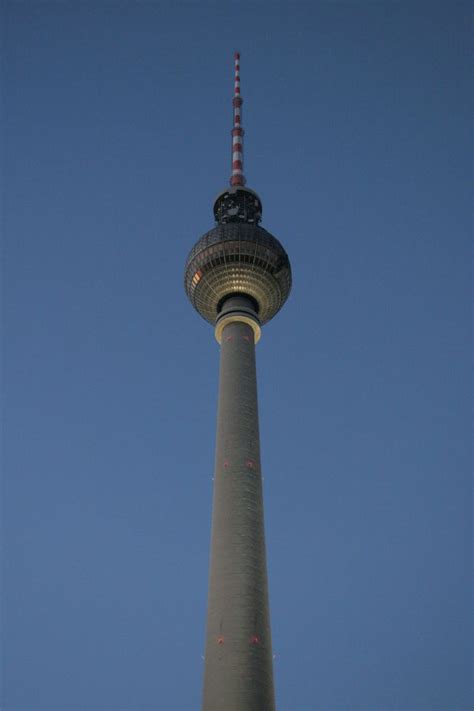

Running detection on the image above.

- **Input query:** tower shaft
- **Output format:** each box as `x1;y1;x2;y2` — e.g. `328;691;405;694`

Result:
202;297;275;711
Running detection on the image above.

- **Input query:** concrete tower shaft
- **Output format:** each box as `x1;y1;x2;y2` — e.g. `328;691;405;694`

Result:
202;296;275;711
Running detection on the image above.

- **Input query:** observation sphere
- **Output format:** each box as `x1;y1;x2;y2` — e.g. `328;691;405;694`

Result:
184;220;292;326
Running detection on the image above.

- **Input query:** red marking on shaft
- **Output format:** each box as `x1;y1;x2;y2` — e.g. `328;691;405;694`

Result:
246;459;255;469
250;635;260;645
223;459;229;469
217;636;225;645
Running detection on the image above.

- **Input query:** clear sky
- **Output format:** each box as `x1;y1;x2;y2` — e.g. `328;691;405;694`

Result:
2;2;472;710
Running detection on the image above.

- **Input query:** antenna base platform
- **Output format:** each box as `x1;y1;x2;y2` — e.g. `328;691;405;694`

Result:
213;186;263;225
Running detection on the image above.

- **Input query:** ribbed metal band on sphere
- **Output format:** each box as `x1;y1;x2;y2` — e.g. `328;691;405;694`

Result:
184;222;292;326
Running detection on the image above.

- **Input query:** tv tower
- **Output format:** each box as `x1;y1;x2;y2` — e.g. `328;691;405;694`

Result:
184;53;292;711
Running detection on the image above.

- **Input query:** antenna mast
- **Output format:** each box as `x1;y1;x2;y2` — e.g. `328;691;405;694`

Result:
230;52;246;186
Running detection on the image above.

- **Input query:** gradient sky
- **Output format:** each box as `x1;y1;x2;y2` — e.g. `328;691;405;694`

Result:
2;2;472;710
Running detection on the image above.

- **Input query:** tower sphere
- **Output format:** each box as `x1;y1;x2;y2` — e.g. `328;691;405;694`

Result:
184;187;292;326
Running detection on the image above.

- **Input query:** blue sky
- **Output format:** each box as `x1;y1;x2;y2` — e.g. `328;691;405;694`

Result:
2;1;472;710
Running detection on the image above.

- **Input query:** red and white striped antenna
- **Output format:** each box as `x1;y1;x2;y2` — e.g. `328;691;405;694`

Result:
230;52;246;187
